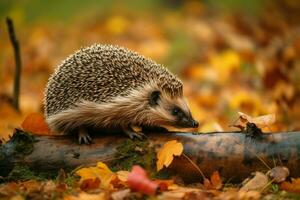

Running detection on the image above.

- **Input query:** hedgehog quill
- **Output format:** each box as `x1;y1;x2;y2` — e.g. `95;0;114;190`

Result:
44;44;198;144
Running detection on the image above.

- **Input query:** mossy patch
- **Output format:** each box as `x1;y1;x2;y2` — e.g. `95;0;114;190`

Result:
8;165;43;181
110;139;156;171
9;130;36;156
7;165;73;182
110;139;171;179
109;139;157;175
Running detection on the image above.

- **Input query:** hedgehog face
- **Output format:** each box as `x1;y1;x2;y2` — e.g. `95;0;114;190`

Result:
148;90;199;128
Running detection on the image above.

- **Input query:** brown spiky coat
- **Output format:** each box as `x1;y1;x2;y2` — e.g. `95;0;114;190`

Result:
44;44;186;134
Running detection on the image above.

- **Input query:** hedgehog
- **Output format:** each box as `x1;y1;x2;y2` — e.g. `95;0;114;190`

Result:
44;44;198;144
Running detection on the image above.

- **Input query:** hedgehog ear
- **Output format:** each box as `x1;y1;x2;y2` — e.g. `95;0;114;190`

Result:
149;91;161;106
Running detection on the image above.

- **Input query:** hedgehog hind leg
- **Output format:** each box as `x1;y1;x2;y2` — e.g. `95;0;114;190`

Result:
78;128;92;144
123;126;146;140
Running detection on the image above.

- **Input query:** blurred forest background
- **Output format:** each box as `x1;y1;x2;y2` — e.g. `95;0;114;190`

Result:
1;0;300;139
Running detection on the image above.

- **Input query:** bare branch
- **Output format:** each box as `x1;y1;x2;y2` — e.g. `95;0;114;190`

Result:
6;17;22;112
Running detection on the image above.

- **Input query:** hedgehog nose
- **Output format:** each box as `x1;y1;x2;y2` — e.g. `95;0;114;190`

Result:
192;120;199;128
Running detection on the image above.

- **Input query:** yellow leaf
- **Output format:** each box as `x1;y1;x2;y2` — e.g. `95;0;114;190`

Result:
76;162;116;189
156;140;183;171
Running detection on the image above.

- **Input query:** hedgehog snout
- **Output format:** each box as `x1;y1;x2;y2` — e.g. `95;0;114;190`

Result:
191;119;199;128
184;118;199;128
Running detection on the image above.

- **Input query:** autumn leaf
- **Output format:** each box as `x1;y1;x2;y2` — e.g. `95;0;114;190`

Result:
21;113;51;135
116;171;130;182
127;165;159;195
153;179;174;192
280;178;300;193
204;171;223;190
64;192;106;200
80;178;101;191
156;140;183;171
266;166;290;183
232;112;276;130
240;172;268;191
76;162;116;189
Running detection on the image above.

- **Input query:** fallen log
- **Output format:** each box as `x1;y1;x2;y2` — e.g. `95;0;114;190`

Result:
1;129;300;182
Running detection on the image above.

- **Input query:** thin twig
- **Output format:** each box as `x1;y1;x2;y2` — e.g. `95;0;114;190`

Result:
182;153;206;180
6;17;22;112
260;178;275;193
234;138;271;170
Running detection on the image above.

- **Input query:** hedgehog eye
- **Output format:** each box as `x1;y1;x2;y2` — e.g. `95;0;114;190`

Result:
149;91;161;106
172;107;180;116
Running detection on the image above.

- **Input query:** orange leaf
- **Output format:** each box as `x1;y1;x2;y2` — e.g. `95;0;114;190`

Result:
21;113;51;135
210;171;223;190
80;178;101;191
127;165;159;195
204;171;223;190
280;178;300;193
156;140;183;171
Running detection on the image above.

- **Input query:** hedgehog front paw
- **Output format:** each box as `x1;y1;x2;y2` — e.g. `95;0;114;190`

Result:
78;128;92;144
124;129;146;140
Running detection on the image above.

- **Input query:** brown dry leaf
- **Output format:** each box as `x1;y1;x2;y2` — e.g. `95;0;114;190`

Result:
280;178;300;193
21;113;51;135
76;162;116;189
240;172;268;191
64;192;106;200
20;180;42;193
0;182;19;196
218;190;261;200
233;112;276;130
159;186;204;200
156;140;183;171
111;189;131;200
266;166;290;183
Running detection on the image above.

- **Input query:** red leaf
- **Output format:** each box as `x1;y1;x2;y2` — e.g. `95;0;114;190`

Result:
153;179;174;192
127;165;159;195
21;113;51;135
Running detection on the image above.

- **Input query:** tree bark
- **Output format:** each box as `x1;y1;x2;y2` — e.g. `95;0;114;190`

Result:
1;130;300;182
